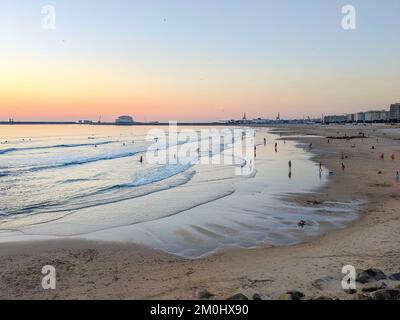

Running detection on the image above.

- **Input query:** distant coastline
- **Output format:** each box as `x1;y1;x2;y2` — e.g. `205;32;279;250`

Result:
0;121;225;126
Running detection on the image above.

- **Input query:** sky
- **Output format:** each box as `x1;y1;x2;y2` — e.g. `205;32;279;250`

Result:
0;0;399;122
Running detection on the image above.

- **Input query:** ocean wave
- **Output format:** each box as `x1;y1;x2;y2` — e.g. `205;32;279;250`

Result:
118;163;194;189
0;141;115;155
3;169;197;217
4;148;147;176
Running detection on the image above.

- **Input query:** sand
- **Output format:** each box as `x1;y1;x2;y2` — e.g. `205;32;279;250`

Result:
1;124;400;300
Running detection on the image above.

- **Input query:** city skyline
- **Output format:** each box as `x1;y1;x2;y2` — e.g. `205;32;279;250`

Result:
1;0;399;122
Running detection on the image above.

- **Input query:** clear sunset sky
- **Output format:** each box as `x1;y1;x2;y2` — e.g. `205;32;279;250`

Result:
0;0;399;122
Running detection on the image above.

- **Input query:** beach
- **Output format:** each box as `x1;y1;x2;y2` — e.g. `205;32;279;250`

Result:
1;124;400;300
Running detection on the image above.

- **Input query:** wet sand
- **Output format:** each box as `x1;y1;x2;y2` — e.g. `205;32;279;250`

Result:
1;124;400;299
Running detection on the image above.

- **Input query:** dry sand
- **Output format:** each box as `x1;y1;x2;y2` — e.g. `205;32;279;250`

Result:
1;124;400;300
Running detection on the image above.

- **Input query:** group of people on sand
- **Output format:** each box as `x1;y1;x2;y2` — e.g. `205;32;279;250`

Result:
328;137;399;180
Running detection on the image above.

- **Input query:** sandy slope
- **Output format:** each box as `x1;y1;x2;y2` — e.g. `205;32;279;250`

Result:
1;124;399;299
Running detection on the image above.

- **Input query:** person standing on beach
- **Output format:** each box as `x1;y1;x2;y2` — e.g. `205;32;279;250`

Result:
342;163;346;171
288;160;292;169
381;153;384;160
264;138;267;146
396;171;400;182
139;156;143;163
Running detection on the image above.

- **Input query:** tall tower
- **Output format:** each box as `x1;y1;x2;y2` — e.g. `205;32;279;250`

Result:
242;112;247;120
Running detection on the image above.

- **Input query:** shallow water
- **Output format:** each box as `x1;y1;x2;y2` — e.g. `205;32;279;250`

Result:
0;125;360;257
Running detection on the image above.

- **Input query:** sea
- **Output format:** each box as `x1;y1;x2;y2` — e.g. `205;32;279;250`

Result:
0;124;360;257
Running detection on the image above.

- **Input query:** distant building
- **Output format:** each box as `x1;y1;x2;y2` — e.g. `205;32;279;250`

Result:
355;112;365;123
347;114;355;122
116;115;134;125
324;115;347;124
390;103;400;122
364;110;389;122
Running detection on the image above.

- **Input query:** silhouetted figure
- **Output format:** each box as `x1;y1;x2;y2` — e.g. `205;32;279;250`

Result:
391;154;395;161
139;156;143;163
396;171;400;182
288;170;292;180
341;163;345;170
288;160;292;169
264;138;267;146
381;153;384;160
298;220;306;228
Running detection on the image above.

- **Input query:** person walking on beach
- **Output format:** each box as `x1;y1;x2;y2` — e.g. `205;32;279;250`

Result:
319;162;322;171
341;162;346;171
396;171;400;182
139;156;143;163
264;138;267;146
288;160;292;169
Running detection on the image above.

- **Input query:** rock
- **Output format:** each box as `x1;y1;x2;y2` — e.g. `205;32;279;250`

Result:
198;290;214;299
362;281;388;292
389;273;400;281
357;293;372;300
356;269;387;284
286;290;305;300
278;293;293;300
312;296;334;300
344;289;357;294
252;293;262;300
227;293;249;300
311;276;340;291
371;289;400;300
